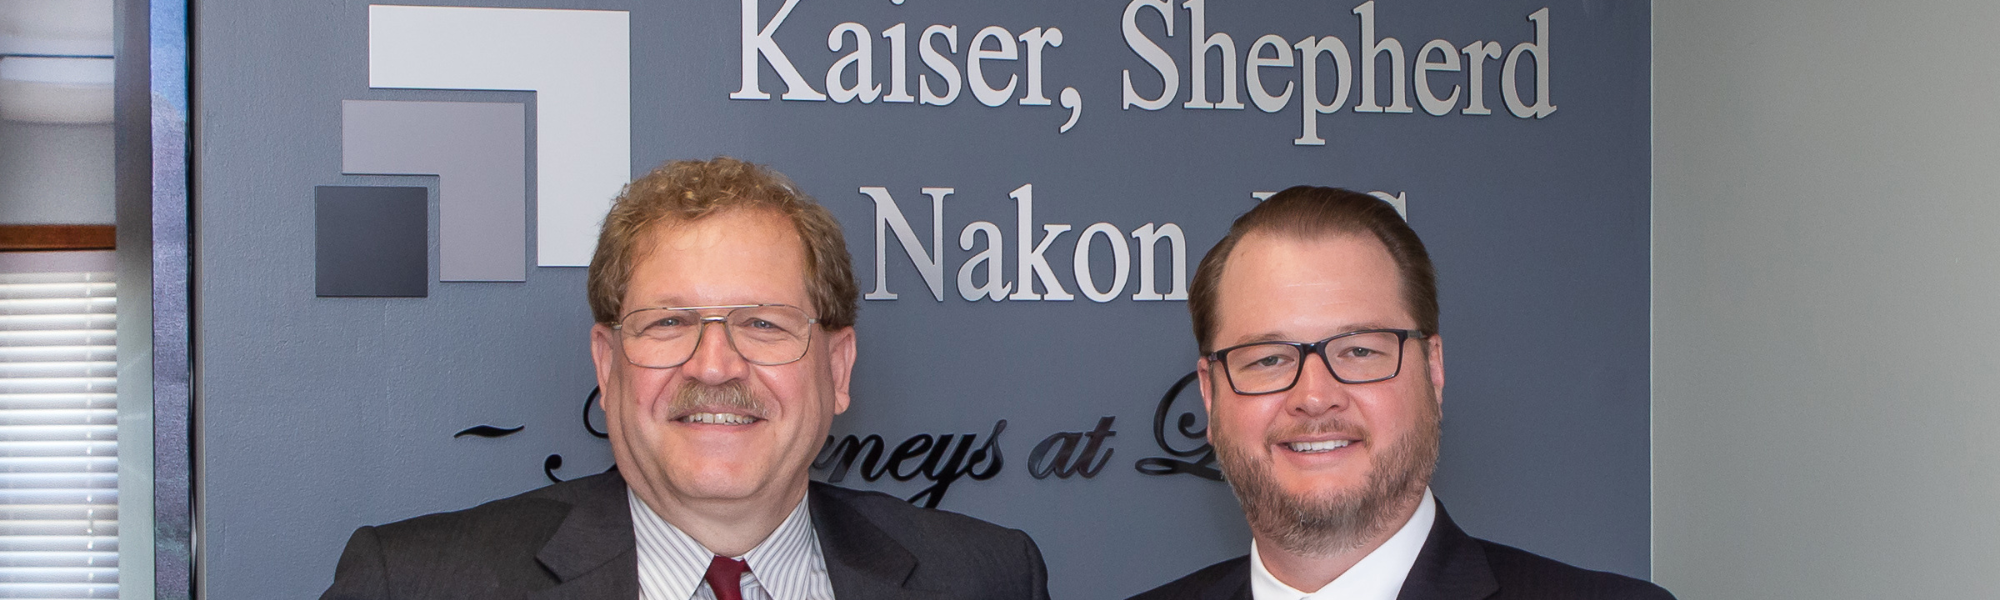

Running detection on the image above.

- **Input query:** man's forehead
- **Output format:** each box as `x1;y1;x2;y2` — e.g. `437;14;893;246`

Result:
624;209;812;303
1213;231;1412;333
1225;230;1395;284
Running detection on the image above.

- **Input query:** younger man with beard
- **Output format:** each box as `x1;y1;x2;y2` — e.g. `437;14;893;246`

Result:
1128;187;1671;600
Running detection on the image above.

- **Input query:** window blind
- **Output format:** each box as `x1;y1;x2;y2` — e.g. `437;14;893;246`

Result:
0;269;117;599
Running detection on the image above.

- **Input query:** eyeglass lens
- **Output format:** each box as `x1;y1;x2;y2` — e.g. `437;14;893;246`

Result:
1222;331;1406;393
619;305;814;368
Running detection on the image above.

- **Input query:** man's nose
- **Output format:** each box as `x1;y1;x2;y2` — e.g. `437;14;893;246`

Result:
1286;357;1352;416
680;320;750;384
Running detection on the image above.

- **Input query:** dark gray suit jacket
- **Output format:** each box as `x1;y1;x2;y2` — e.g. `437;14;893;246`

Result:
321;471;1050;599
1124;504;1675;600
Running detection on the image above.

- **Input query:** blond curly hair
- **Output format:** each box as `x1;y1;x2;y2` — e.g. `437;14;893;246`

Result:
586;157;857;329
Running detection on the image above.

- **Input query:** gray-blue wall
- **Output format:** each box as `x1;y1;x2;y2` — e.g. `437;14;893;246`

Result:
192;1;1651;598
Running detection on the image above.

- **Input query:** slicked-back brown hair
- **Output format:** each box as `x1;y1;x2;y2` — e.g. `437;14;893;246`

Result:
1188;186;1438;353
587;157;858;330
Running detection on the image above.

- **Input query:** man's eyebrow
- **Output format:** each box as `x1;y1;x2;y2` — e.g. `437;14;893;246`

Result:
1229;323;1403;345
1234;332;1292;345
628;296;692;309
1337;322;1402;334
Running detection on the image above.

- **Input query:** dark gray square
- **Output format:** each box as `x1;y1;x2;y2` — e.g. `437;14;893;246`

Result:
315;186;427;297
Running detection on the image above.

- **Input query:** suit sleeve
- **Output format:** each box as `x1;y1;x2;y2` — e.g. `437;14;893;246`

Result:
1629;580;1678;600
1019;528;1051;600
320;526;392;600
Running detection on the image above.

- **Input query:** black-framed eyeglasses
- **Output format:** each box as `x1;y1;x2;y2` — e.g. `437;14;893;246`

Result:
611;304;819;368
1207;329;1427;395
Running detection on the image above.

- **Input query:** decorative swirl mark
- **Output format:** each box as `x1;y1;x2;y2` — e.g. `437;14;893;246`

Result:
1152;371;1208;457
1133;371;1225;481
1133;456;1223;481
543;454;565;483
452;424;525;439
447;386;613;483
582;386;609;439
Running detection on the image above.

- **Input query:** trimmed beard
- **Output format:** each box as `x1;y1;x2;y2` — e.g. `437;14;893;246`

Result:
1214;396;1440;557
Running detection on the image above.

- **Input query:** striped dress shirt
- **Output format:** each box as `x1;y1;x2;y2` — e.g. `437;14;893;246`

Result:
629;489;838;600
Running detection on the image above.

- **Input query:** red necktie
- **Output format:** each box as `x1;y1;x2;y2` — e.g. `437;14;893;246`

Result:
703;555;751;600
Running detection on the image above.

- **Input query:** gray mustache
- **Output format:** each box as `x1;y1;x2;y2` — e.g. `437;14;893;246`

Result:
666;380;769;420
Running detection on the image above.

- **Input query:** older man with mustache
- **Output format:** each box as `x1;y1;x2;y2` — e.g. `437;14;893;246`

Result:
1127;187;1673;600
322;157;1051;600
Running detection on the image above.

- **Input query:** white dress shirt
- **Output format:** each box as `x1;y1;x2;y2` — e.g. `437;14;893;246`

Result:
1250;488;1437;600
629;489;838;600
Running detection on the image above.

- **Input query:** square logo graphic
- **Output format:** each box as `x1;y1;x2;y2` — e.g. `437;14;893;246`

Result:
315;185;429;298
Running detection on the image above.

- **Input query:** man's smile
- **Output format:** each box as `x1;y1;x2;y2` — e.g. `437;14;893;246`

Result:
1284;439;1353;454
677;412;760;426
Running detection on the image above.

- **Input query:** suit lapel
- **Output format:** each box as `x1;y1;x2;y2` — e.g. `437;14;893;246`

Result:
1209;560;1254;600
531;472;639;600
809;483;946;600
1395;503;1499;600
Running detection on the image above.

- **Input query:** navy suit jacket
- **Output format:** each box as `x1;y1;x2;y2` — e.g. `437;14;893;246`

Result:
1126;504;1674;600
321;471;1050;600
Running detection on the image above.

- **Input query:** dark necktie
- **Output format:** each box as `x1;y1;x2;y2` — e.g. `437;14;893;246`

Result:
703;555;751;600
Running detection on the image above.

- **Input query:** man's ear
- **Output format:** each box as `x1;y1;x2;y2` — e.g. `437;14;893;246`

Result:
1195;357;1215;442
590;323;618;392
827;327;857;415
1425;333;1445;408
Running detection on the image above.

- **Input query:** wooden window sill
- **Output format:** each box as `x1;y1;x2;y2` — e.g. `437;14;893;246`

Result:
0;225;115;251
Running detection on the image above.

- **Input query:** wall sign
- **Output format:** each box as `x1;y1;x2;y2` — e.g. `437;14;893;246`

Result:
200;2;1652;599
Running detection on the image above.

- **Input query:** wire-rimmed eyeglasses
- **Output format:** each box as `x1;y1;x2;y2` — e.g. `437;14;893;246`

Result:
611;304;819;368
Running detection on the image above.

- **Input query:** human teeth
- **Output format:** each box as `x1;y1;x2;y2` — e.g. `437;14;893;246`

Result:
683;413;756;425
1287;440;1351;453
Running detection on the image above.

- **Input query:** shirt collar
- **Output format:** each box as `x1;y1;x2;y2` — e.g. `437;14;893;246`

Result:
740;492;826;600
629;488;828;600
1249;487;1437;600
